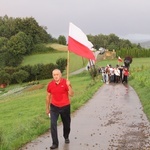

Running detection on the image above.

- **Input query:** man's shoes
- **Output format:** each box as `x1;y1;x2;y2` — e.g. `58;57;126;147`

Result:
50;144;58;149
65;138;70;144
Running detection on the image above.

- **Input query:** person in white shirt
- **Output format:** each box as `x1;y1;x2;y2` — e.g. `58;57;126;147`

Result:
114;65;120;83
101;67;106;83
105;64;110;84
109;65;114;83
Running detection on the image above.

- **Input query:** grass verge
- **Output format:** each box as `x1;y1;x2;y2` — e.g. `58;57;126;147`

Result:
0;71;102;150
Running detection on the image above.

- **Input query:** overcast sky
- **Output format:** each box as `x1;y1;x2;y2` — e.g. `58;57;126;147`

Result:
1;0;150;42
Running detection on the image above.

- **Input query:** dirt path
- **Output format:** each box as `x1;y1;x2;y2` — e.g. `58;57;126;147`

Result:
20;83;150;150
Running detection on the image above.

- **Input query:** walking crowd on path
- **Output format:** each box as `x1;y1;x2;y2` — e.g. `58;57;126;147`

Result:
99;64;129;85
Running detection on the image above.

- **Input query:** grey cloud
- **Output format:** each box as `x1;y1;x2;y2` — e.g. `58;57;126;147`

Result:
1;0;150;41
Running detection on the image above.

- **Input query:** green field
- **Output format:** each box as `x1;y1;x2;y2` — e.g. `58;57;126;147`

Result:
22;52;88;73
0;53;150;150
22;43;88;73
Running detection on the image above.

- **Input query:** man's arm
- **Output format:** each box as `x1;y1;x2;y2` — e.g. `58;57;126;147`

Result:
66;80;74;97
46;92;51;115
68;85;74;97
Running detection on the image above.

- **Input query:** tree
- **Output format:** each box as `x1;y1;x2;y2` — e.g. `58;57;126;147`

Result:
107;42;117;51
17;17;50;44
0;15;16;38
137;43;142;49
49;34;57;43
12;70;29;84
7;32;29;55
0;37;8;50
5;32;31;66
0;37;8;68
58;35;66;45
39;63;56;79
30;64;40;80
56;58;67;73
0;70;11;85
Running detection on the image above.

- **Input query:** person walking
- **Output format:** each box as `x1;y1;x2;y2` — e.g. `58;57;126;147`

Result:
109;64;114;83
105;64;110;84
101;67;106;83
114;65;120;83
122;67;129;83
118;65;123;82
46;69;74;149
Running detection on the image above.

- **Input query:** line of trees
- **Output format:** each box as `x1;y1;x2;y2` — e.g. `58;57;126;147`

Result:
87;33;150;57
0;58;67;85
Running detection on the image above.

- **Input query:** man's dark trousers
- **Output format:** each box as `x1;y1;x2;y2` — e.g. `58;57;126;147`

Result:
50;104;71;146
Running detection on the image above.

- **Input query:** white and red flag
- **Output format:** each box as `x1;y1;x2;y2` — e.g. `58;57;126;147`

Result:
118;56;123;62
68;22;95;60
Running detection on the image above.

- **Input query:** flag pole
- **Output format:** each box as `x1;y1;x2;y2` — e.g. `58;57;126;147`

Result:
66;50;70;80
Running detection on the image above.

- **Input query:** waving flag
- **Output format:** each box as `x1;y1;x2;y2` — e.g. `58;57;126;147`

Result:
118;56;123;62
68;22;95;60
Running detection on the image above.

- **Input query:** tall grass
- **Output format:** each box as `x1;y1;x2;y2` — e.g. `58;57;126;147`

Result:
129;65;150;120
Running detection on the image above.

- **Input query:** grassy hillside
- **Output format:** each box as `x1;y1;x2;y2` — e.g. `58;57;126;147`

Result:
22;44;88;73
46;43;68;51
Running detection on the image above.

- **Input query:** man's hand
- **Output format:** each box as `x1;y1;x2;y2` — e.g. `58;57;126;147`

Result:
66;80;71;87
46;109;50;115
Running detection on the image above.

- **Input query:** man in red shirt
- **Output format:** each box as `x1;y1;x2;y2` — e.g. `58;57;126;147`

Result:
46;69;74;149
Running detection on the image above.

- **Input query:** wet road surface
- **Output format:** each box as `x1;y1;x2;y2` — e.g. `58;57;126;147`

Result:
20;83;150;150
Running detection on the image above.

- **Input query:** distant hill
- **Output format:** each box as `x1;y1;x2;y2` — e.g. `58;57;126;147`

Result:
140;41;150;49
46;43;67;51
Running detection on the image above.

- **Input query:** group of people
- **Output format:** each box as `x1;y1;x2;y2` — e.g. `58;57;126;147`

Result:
99;64;129;84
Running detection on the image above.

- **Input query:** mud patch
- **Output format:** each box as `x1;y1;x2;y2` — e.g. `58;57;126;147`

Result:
24;84;45;92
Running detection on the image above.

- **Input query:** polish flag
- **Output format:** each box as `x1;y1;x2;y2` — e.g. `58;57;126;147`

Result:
118;56;123;62
68;22;95;60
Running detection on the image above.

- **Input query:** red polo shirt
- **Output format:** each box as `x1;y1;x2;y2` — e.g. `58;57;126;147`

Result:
123;69;129;76
47;78;70;107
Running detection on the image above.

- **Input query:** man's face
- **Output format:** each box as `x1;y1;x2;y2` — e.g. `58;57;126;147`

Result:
52;70;61;82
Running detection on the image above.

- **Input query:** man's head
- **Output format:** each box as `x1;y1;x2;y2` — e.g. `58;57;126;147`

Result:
52;69;62;83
